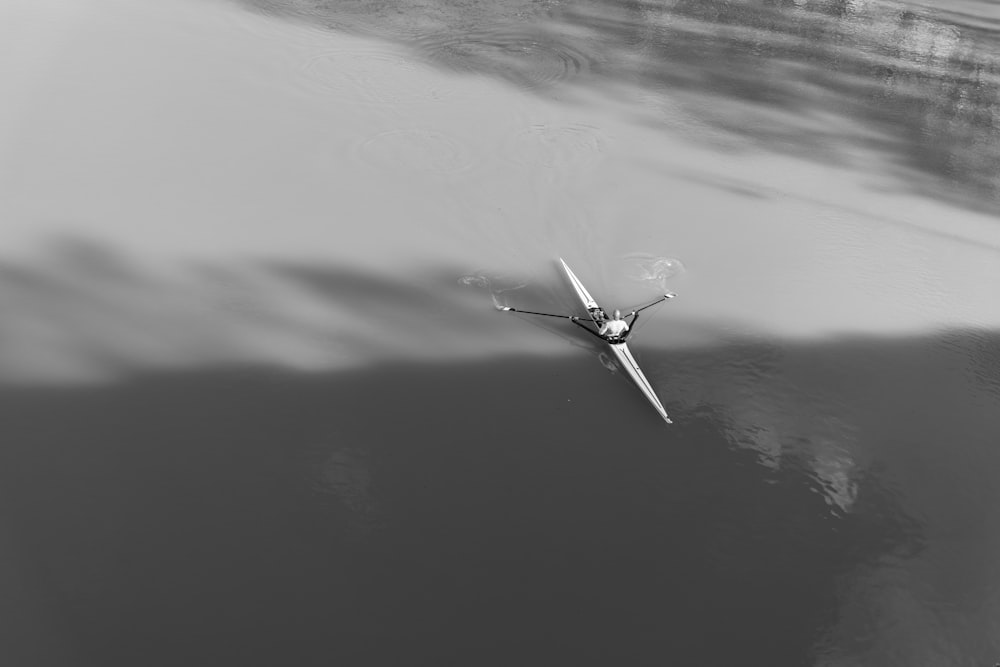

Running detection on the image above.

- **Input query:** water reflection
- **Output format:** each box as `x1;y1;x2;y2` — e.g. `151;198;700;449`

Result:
238;0;1000;212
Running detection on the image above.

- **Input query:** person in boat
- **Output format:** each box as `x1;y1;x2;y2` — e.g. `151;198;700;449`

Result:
599;309;631;341
501;292;673;343
571;308;637;343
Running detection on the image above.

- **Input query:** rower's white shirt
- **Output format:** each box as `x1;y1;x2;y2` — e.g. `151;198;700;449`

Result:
599;318;628;337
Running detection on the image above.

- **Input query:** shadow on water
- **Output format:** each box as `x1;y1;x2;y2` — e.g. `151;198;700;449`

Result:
2;331;999;665
237;0;1000;214
0;354;928;666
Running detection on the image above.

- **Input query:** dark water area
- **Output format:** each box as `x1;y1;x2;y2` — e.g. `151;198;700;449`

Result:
240;0;1000;214
2;329;998;666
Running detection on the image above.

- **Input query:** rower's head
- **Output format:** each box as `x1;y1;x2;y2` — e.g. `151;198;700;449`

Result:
613;309;621;320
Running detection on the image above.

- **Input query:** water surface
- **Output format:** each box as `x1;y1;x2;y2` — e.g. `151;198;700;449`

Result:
2;0;999;665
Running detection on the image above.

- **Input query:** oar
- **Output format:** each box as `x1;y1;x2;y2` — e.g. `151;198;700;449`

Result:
628;292;676;315
499;306;575;319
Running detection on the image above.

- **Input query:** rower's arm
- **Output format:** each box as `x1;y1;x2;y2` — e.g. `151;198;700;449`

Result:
623;311;639;341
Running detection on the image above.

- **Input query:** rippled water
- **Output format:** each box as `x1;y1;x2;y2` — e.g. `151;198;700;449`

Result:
298;48;457;106
239;0;1000;206
414;28;594;90
2;0;999;665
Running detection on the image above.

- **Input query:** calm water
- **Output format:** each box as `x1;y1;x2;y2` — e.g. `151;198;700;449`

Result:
2;0;999;664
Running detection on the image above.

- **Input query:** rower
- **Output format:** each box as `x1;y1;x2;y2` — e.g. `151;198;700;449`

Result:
599;309;629;341
571;308;638;344
502;292;673;345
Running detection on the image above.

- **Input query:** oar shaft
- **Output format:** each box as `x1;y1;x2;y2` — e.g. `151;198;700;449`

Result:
504;307;573;319
633;293;676;314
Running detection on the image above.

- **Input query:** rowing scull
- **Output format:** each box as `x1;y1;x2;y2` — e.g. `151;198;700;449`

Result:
559;258;672;424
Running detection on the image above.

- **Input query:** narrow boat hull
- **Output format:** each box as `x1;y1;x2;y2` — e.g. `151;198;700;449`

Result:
559;258;672;424
609;342;672;423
